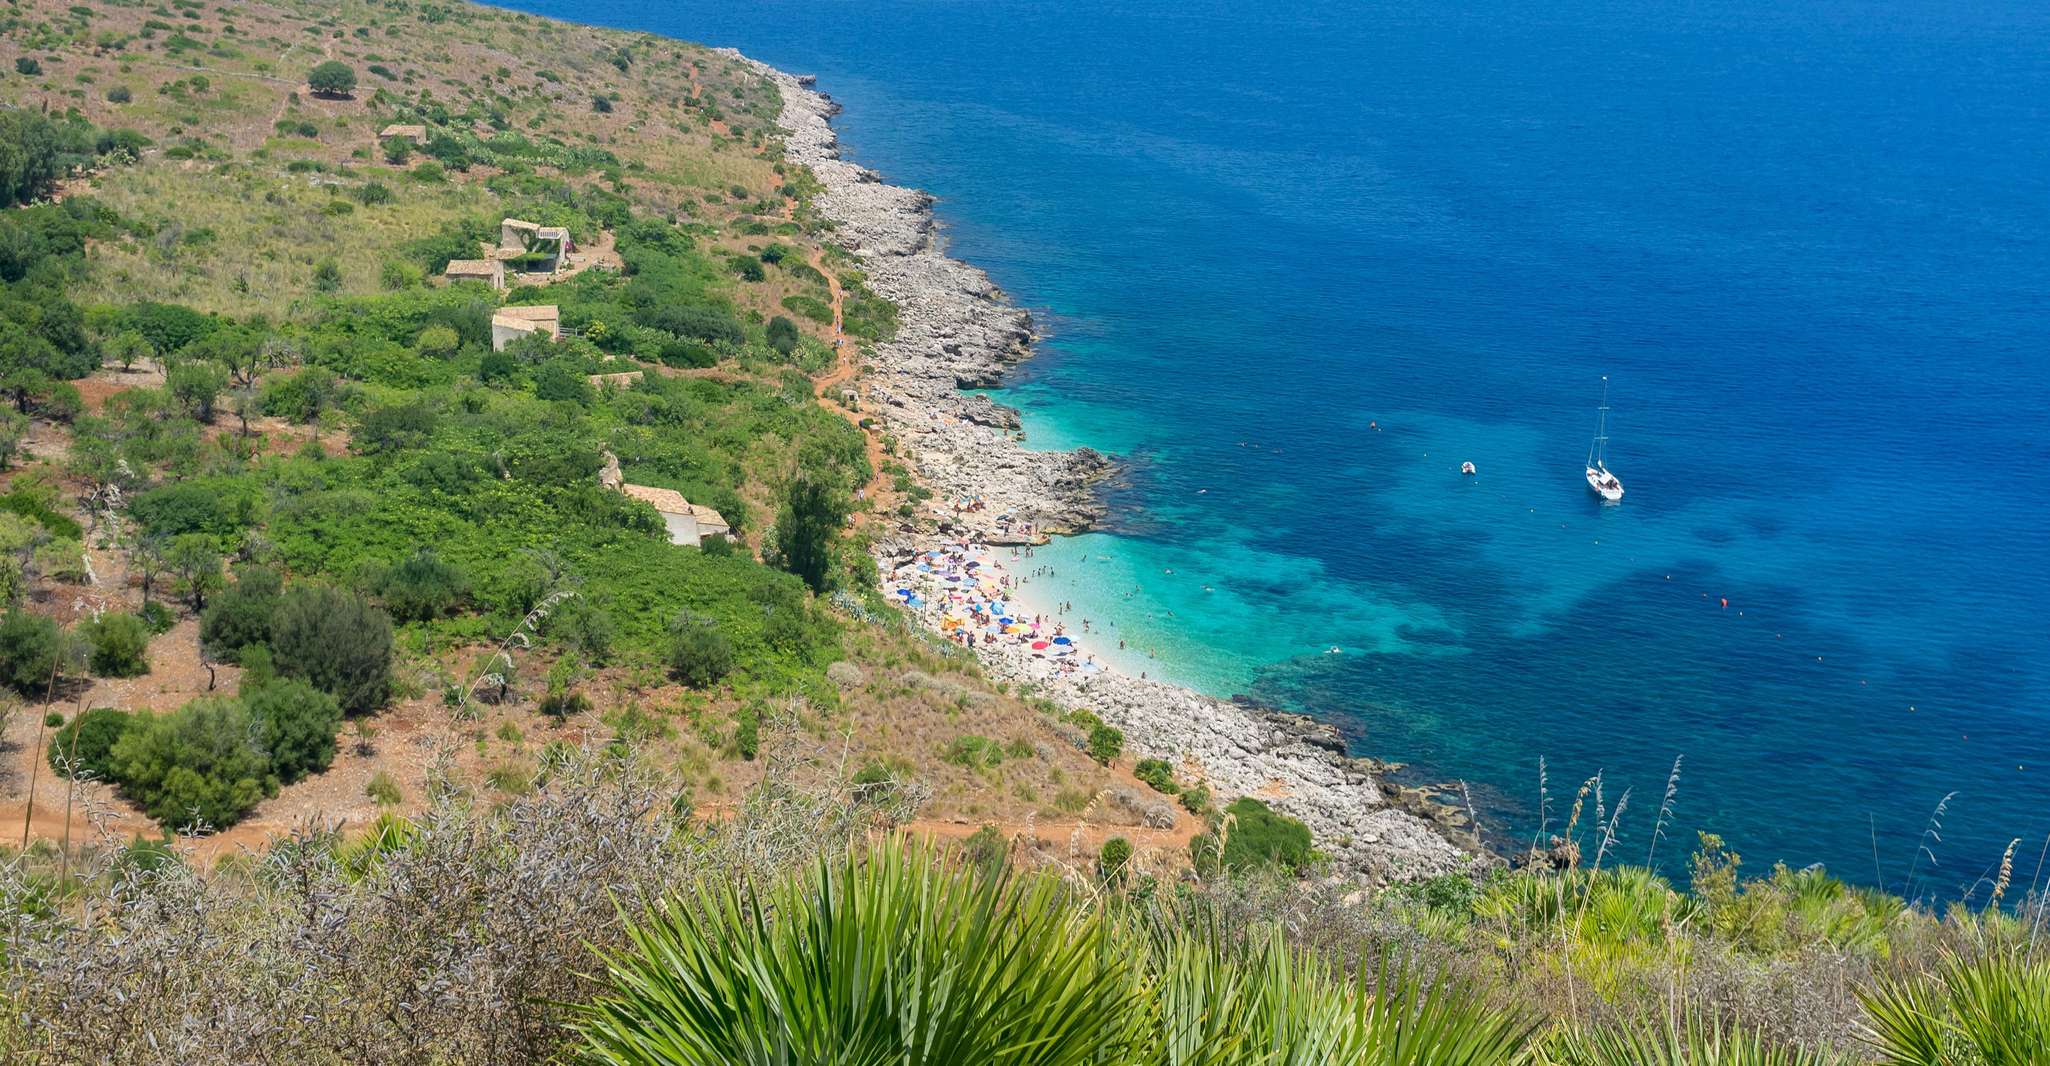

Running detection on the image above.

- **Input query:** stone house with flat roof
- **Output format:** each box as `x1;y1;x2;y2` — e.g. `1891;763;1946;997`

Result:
489;305;560;350
621;484;731;547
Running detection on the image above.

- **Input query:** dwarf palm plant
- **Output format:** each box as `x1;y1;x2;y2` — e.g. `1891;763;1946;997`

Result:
578;843;1541;1065
575;841;1143;1066
1859;951;2050;1065
1538;1017;1846;1065
1140;924;1537;1065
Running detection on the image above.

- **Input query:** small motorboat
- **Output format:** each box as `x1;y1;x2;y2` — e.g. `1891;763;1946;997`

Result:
1584;377;1624;502
1460;461;1477;476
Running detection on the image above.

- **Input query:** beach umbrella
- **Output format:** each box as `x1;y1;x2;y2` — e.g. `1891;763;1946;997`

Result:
1052;636;1072;645
998;617;1014;626
1031;640;1050;650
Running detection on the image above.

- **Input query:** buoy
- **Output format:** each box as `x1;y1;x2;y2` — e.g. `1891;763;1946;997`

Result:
1460;461;1476;475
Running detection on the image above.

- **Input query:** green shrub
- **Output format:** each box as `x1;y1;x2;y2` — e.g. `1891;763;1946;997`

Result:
270;585;394;714
943;734;1006;770
734;704;759;761
165;359;227;421
1134;757;1178;794
665;611;732;689
780;293;832;324
0;609;66;694
1086;723;1124;766
46;707;135;780
244;678;340;784
257;367;343;423
1178;783;1211;816
81;611;151;677
961;825;1008;869
539;657;591;719
1191;798;1315;877
765;315;800;355
0;487;83;539
15;58;41;77
532;359;593;404
108;698;274;830
415;324;460;357
105;85;132;103
1098;837;1133;885
200;566;281;662
378;548;467;622
546;597;614;663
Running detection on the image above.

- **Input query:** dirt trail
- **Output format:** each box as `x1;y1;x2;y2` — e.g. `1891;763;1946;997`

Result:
804;249;895;518
265;38;334;138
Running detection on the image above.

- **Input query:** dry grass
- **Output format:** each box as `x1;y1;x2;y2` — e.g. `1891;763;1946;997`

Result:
78;162;494;316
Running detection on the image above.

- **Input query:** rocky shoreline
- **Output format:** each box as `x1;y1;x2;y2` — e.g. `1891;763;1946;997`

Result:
741;54;1476;882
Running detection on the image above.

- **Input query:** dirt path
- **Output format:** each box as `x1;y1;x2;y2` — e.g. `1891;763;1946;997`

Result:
265;39;333;137
804;250;896;518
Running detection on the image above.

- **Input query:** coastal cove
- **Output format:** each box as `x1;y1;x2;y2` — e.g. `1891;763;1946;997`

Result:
495;0;2050;895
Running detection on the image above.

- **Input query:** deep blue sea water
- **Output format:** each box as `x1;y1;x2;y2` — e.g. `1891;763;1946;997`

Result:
508;0;2050;897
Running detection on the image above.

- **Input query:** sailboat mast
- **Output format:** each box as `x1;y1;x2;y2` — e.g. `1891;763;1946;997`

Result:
1589;376;1610;468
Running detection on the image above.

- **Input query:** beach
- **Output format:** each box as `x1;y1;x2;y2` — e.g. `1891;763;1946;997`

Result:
739;55;1474;882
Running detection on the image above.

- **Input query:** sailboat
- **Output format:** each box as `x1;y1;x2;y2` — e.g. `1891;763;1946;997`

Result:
1585;377;1624;502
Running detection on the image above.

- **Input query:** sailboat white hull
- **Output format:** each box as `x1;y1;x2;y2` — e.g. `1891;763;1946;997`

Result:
1587;465;1623;502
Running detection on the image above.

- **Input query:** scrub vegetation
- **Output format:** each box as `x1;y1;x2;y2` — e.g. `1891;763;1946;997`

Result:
0;0;2043;1063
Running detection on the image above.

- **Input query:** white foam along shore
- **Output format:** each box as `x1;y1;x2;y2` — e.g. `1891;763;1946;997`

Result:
736;53;1474;882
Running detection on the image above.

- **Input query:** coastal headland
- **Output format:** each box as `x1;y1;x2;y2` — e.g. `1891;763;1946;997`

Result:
741;55;1474;881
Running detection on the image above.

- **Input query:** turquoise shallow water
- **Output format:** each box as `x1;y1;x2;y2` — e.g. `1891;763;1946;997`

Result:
508;0;2050;897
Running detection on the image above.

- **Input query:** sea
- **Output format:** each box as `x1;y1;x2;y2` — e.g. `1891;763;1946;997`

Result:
502;0;2050;898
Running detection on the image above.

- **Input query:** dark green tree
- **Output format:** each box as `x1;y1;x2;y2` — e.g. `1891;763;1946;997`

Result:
165;359;227;421
307;61;357;98
0;608;64;693
108;697;273;829
771;468;845;593
163;534;222;612
665;611;732;689
244;678;340;784
269;585;393;714
199;566;281;662
81;611;151;677
46;707;135;780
